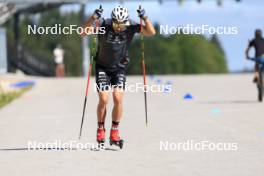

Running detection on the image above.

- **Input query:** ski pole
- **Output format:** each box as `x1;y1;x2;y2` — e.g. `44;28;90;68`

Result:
139;5;149;127
79;11;101;140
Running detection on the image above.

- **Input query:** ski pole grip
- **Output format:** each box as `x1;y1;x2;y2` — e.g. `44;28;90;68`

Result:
139;5;142;33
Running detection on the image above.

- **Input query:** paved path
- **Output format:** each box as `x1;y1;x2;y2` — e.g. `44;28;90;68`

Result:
0;74;263;176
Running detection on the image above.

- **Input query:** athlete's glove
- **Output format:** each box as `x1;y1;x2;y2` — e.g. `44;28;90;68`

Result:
93;5;103;19
137;6;147;20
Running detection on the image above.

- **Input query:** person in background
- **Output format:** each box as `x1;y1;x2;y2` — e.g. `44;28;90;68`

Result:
54;44;65;77
245;29;264;83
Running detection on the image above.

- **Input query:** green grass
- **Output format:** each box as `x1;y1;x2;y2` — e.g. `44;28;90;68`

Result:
0;87;32;108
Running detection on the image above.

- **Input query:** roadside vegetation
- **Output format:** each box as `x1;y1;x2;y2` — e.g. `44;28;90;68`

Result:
0;87;32;108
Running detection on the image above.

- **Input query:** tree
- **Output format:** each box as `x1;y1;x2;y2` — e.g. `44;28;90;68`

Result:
128;28;227;74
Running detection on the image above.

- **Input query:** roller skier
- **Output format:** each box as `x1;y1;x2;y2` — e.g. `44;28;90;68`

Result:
82;5;155;149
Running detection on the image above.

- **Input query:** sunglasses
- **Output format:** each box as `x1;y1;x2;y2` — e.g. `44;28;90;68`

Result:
112;21;129;29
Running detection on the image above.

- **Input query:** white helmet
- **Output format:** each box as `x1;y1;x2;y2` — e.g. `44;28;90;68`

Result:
111;5;129;23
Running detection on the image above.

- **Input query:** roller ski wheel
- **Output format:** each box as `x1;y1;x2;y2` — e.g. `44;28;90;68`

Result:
109;129;124;149
109;139;124;149
97;128;106;149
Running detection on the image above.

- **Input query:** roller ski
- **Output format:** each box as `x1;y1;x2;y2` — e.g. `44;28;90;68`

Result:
97;128;106;149
109;128;124;149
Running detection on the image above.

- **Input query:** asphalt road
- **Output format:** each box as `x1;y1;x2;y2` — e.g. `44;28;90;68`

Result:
0;74;263;176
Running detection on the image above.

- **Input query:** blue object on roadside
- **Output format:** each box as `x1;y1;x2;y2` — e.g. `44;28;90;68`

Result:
10;81;35;88
184;93;193;100
164;81;173;93
156;79;162;84
166;81;173;85
149;75;155;81
212;108;221;115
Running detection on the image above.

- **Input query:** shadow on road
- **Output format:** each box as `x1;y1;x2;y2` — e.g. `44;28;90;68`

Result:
0;147;118;152
197;100;258;104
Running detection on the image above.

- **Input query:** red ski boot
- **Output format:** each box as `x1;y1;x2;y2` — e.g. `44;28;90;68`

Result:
97;128;105;146
109;128;124;149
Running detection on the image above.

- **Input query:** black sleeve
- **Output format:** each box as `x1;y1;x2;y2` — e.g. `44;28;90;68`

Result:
249;39;255;47
129;20;141;34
